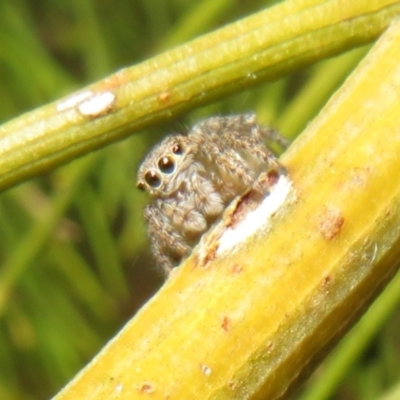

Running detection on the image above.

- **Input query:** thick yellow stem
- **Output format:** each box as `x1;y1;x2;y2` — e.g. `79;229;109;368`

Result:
53;17;400;400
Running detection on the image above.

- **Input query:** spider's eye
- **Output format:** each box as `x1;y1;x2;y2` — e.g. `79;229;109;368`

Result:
172;143;183;155
158;156;175;174
145;170;162;188
136;181;146;191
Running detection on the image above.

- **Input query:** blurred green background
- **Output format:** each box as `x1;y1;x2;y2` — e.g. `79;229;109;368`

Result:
0;0;399;399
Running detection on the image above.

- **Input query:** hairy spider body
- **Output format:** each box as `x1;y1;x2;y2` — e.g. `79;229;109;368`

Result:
136;114;288;274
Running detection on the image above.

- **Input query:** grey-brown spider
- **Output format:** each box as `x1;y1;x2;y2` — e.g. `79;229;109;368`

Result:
136;114;288;275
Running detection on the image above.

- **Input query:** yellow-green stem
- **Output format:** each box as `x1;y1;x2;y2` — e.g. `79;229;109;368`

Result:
0;0;399;191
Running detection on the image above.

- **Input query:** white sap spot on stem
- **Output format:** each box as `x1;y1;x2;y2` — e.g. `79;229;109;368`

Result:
78;91;116;117
115;383;123;394
217;175;293;256
57;90;116;117
200;364;212;376
56;91;94;111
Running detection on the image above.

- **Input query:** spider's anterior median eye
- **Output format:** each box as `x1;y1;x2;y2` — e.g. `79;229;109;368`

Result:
145;170;162;188
172;143;183;155
158;156;175;174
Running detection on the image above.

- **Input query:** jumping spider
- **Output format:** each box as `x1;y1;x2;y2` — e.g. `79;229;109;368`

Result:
136;114;288;275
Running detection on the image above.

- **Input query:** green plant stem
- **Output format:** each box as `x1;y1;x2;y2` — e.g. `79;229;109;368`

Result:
0;0;399;192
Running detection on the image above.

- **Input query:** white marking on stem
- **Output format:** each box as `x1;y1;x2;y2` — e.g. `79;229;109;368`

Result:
56;91;94;111
200;364;212;376
78;91;116;117
217;175;293;255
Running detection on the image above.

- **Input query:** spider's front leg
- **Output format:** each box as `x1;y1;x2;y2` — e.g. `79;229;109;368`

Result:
144;203;191;275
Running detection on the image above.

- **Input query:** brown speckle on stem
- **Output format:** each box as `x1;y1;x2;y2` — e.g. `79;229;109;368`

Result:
137;382;155;394
317;206;344;240
221;316;231;331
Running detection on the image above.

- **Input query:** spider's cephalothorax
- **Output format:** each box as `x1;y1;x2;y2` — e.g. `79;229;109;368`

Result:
136;114;288;275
